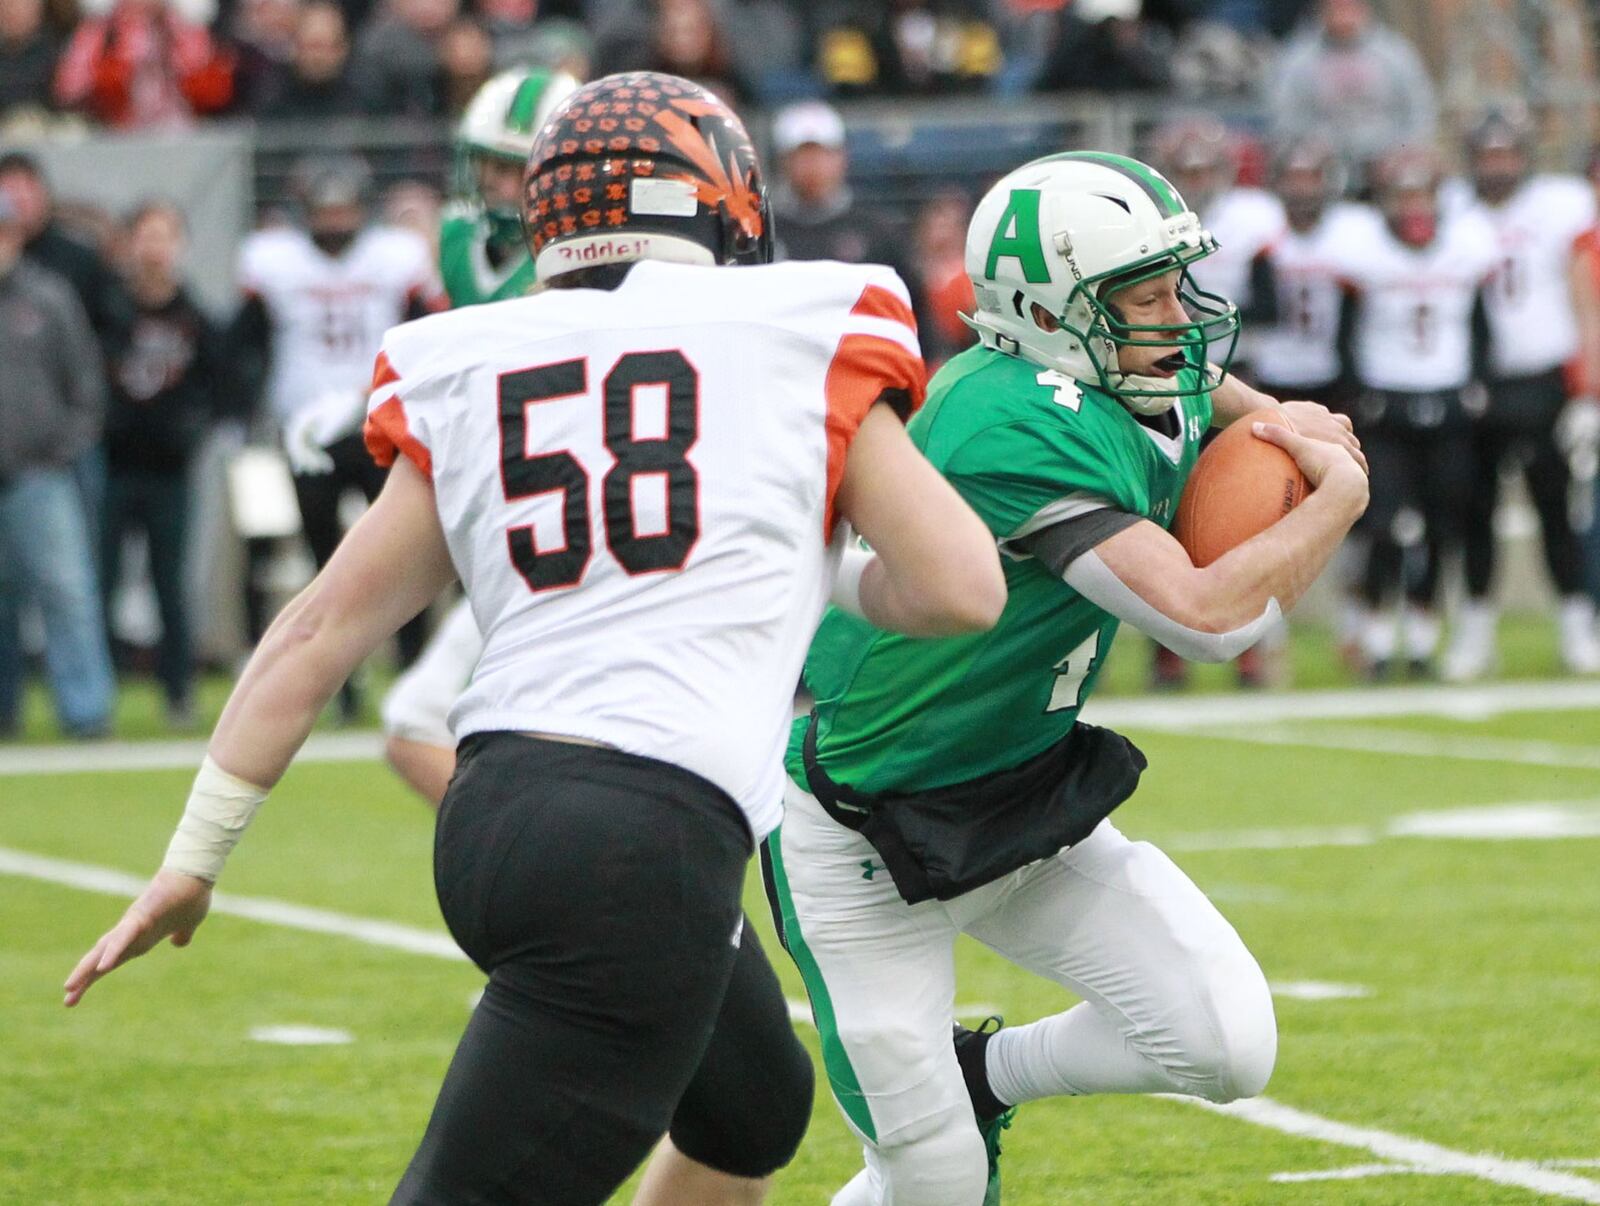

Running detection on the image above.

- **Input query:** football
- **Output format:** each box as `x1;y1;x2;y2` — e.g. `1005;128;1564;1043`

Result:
1172;411;1308;567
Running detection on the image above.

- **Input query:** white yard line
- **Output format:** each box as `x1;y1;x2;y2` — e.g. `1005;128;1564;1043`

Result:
1185;1096;1600;1203
1181;725;1600;771
0;732;383;776
0;846;467;962
4;679;1600;778
1085;679;1600;731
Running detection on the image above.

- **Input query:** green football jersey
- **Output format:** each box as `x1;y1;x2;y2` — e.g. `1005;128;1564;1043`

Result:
788;344;1213;796
439;203;537;307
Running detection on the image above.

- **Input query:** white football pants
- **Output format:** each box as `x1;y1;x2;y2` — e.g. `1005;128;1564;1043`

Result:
764;783;1277;1206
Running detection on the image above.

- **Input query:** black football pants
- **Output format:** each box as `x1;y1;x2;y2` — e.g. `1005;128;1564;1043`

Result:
392;733;813;1205
1461;369;1585;600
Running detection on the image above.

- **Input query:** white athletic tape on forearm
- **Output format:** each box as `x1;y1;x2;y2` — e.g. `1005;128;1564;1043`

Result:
831;545;872;619
1063;550;1280;664
162;756;270;883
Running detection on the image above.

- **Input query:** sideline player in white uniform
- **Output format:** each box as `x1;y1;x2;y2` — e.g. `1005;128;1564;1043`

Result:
1146;115;1289;689
1149;114;1285;374
766;152;1367;1206
1442;110;1600;679
1334;146;1497;675
1250;138;1363;408
233;153;444;711
62;72;1006;1206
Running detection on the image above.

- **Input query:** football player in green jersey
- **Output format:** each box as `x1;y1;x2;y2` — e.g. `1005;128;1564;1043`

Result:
762;152;1369;1206
440;67;578;307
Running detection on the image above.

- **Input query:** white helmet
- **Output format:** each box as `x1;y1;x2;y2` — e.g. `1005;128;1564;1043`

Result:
963;151;1239;414
455;68;580;217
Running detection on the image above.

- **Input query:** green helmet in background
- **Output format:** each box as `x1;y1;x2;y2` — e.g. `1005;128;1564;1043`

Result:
455;68;580;228
963;151;1239;414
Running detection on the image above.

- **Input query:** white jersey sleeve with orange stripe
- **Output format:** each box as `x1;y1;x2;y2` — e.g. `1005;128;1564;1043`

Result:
362;258;924;836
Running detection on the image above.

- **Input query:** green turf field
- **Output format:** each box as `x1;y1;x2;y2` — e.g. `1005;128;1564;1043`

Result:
3;642;1599;1203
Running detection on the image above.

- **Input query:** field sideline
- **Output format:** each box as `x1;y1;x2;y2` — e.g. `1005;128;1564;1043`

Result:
3;673;1599;1203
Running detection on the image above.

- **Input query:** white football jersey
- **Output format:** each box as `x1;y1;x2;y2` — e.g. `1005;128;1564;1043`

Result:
1466;174;1596;377
239;225;440;424
1191;187;1286;308
1251;204;1367;389
364;260;925;838
1336;205;1498;392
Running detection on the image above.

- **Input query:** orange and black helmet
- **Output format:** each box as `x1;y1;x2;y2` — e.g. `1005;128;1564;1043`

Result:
521;71;772;279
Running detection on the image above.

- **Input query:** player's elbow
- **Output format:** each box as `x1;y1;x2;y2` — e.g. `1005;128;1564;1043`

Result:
921;559;1007;635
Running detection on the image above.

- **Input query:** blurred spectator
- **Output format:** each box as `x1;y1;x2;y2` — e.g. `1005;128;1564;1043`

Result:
101;201;225;727
437;16;493;115
351;0;459;116
255;1;367;119
818;0;1001;97
0;152;134;408
768;100;886;265
1334;147;1495;678
904;189;974;369
1032;0;1172;94
230;153;440;716
54;0;235;128
597;0;750;105
1443;109;1600;680
0;0;59;122
0;191;115;738
228;0;301;113
1266;0;1436;190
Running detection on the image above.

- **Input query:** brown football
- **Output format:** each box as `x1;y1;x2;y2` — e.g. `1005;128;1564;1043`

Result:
1173;411;1308;567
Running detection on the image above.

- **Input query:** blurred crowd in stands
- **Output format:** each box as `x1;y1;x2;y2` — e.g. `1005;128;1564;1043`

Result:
8;0;1600;735
0;0;1378;131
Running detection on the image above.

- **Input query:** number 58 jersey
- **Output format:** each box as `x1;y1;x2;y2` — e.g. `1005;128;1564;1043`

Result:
363;259;925;837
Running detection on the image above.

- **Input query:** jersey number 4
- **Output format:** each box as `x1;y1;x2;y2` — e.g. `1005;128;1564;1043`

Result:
498;350;699;591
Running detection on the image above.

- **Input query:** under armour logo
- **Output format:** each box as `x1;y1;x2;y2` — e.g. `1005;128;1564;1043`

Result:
860;859;885;880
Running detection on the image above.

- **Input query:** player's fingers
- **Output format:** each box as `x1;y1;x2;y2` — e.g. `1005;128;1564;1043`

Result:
94;917;149;974
1250;420;1306;450
64;935;113;1002
171;929;194;948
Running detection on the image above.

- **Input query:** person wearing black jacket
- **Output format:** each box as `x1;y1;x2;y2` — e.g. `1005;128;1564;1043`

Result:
101;202;225;726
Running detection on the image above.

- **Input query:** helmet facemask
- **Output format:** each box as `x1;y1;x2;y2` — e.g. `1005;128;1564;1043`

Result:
963;152;1239;417
1069;251;1237;413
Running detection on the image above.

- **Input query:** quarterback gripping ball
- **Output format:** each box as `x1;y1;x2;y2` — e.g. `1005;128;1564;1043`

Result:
1173;411;1307;566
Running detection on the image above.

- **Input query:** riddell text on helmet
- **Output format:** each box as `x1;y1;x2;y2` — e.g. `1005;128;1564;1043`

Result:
553;236;657;265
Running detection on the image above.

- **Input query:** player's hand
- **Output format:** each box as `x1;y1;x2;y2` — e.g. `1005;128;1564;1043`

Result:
1277;400;1367;475
1252;420;1369;500
63;870;213;1007
1556;396;1600;460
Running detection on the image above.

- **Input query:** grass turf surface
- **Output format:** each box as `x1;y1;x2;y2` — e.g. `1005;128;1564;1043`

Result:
5;672;1600;1202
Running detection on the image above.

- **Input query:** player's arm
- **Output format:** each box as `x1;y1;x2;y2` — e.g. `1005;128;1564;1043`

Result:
834;403;1006;637
64;458;456;1005
1031;424;1367;661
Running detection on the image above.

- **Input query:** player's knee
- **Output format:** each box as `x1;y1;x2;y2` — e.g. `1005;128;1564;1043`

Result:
1179;949;1278;1103
872;1107;988;1206
671;1032;814;1178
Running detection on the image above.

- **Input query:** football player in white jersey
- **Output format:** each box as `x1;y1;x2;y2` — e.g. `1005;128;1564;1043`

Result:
1150;115;1286;377
1442;109;1600;680
1251;138;1362;408
233;153;445;714
1336;146;1498;675
1147;115;1289;688
62;72;1006;1206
